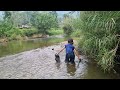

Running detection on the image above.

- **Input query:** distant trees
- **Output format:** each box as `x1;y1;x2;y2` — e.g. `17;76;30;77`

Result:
0;11;13;38
31;12;58;35
3;11;12;20
0;11;59;38
62;14;73;36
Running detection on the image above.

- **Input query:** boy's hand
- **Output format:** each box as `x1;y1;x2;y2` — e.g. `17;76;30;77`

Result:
79;58;82;62
56;53;59;55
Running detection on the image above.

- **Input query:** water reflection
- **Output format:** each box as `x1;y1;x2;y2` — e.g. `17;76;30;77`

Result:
0;36;64;58
66;64;76;76
55;62;61;69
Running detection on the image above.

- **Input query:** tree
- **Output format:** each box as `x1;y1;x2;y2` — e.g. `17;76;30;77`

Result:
3;11;12;20
0;18;13;38
62;14;73;36
32;12;58;35
0;11;13;38
3;11;13;25
30;11;39;27
49;11;58;28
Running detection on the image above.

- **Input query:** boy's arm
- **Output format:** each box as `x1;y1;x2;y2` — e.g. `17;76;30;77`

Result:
74;48;81;60
57;47;65;55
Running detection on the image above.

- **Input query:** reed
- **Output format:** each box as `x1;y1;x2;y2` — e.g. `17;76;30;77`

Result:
78;11;120;72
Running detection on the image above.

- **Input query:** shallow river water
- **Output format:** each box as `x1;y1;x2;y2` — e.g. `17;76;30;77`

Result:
0;35;119;79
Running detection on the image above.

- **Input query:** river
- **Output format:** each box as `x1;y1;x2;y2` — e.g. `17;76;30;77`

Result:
0;35;119;79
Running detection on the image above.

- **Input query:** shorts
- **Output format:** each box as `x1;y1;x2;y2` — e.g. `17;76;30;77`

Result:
65;53;75;64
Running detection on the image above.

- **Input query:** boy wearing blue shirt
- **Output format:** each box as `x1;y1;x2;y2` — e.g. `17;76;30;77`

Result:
57;38;81;64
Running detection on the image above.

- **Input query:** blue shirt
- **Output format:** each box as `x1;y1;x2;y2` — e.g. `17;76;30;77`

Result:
65;43;75;54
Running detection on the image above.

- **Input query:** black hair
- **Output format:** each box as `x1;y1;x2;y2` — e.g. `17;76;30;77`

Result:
68;38;73;44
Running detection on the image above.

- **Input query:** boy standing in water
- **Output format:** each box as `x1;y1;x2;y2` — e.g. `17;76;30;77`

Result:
57;38;81;65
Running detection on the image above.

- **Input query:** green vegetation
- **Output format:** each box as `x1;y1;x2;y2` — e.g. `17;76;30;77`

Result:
62;14;74;36
71;11;120;72
71;30;81;37
31;12;58;35
19;28;38;37
0;11;59;42
48;28;63;35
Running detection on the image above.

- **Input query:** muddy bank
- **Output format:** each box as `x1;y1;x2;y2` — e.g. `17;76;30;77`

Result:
0;34;50;43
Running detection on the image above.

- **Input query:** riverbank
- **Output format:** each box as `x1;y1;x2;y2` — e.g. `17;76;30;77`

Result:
0;34;50;43
0;28;64;43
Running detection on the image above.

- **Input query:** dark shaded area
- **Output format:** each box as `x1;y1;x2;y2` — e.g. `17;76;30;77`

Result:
114;42;120;73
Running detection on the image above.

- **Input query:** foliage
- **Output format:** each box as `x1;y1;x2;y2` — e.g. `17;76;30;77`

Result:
0;19;13;38
62;14;74;36
71;30;81;37
31;12;58;35
20;28;38;36
78;11;120;72
48;28;63;35
0;11;59;41
3;11;12;20
63;24;73;36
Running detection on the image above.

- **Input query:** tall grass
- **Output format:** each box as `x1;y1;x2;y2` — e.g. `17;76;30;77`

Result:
78;11;120;72
71;30;81;37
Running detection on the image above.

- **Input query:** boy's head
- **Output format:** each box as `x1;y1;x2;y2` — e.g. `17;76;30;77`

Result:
68;38;74;44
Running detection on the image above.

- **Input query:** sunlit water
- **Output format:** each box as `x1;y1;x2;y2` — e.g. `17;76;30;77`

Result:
0;35;119;79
